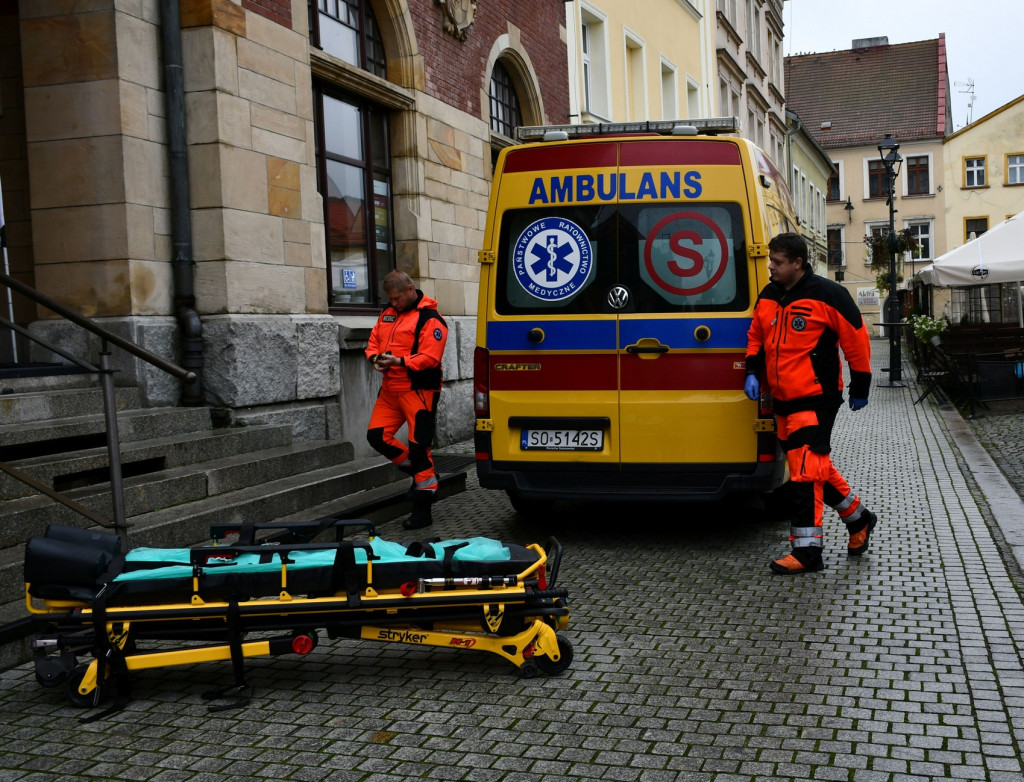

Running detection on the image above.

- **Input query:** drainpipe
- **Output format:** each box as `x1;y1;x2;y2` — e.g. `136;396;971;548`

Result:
159;0;204;406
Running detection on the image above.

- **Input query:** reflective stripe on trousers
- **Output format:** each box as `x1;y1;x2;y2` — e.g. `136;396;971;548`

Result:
790;525;823;549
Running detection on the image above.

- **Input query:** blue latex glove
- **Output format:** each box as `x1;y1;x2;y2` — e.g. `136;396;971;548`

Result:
849;396;869;411
744;375;760;401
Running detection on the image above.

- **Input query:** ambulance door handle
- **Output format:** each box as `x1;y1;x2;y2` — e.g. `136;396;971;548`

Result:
625;339;669;355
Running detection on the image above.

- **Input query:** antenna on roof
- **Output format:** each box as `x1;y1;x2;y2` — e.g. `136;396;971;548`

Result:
955;79;975;126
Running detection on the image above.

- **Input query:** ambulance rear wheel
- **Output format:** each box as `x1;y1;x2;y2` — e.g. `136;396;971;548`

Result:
65;665;107;709
534;636;573;676
506;491;554;520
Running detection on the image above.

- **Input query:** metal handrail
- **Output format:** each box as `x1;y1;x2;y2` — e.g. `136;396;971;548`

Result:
1;271;195;383
1;270;198;549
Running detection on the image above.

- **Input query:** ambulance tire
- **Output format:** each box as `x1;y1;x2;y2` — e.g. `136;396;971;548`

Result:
505;490;554;520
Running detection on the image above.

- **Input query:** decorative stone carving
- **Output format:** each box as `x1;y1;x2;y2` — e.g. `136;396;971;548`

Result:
434;0;477;41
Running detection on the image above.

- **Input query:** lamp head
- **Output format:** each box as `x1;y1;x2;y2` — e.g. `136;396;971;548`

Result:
877;133;902;170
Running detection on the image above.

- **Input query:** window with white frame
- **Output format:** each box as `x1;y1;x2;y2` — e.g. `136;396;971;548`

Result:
625;33;646;121
745;0;761;60
1007;153;1024;185
719;76;740;117
581;21;593;113
827;171;840;202
686;78;700;119
717;0;738;24
827;227;844;267
769;32;782;88
964;156;986;188
906;221;931;261
580;8;610;120
905;155;930;195
661;60;677;120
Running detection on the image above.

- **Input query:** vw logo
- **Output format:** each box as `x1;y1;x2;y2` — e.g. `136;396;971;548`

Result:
607;286;630;309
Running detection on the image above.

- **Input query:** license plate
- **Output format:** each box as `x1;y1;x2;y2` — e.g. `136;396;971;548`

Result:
520;429;603;451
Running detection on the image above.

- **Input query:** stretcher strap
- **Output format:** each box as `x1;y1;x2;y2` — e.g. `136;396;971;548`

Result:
442;542;470;571
202;598;252;712
403;540;438;558
330;541;376;600
79;589;132;723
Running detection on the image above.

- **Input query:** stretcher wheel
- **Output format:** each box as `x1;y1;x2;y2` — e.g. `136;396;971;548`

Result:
534;636;573;676
36;669;68;689
65;665;108;709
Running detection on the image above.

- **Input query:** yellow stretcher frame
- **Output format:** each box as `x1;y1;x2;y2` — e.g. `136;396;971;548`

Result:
25;527;571;714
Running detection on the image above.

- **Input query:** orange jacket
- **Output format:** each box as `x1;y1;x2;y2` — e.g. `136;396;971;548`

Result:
745;270;871;413
366;291;448;390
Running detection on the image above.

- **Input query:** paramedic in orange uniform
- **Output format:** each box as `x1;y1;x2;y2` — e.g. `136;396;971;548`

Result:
744;233;877;574
366;271;448;530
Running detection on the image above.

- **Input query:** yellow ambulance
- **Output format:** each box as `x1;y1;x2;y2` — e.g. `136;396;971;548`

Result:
473;119;796;516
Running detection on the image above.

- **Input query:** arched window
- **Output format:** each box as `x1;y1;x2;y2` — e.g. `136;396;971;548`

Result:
489;61;522;139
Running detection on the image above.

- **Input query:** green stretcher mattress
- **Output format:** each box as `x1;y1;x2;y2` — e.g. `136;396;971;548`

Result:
25;524;540;606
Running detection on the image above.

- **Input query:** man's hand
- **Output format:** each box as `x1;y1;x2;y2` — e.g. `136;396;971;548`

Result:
375;353;402;370
849;396;869;411
744;375;760;401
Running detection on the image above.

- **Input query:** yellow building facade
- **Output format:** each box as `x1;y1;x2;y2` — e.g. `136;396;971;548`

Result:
942;95;1024;246
563;0;715;125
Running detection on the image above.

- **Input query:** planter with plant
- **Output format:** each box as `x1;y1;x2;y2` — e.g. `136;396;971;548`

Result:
906;313;946;344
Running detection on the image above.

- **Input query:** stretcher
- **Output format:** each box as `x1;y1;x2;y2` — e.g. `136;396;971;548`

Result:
23;520;571;718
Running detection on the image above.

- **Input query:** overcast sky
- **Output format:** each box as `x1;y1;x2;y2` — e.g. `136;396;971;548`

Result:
783;0;1024;132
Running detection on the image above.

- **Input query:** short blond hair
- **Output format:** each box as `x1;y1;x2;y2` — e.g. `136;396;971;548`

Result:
382;270;415;292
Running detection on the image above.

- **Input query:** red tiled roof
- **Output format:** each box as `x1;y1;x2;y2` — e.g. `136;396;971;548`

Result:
785;36;950;149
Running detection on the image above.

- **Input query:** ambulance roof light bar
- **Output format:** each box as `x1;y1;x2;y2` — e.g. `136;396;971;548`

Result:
517;117;740;142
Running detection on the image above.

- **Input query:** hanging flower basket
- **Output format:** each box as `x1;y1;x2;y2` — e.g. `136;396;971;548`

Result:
865;229;919;295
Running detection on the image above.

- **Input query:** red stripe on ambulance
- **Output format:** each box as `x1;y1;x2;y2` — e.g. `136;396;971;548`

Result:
619;353;741;391
489;354;617;391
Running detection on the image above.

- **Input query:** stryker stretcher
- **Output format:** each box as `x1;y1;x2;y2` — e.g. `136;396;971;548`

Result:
24;520;571;717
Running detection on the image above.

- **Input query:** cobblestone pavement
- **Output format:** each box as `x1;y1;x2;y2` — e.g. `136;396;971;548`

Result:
2;343;1023;781
966;399;1024;504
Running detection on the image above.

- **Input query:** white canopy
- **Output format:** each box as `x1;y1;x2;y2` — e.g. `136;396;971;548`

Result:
929;211;1024;287
913;263;935;286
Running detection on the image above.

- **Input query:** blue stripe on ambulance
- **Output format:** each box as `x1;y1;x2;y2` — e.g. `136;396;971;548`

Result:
486;320;616;351
619;317;750;349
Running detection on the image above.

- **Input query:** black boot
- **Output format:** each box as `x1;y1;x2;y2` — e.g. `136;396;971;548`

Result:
403;490;434;530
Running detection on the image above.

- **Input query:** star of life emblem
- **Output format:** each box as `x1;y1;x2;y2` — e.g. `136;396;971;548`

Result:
512;218;594;302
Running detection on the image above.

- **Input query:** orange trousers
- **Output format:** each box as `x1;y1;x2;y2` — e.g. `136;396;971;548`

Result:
775;406;862;546
366;385;440;492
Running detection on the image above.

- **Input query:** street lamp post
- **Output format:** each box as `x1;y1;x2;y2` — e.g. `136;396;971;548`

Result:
878;133;904;387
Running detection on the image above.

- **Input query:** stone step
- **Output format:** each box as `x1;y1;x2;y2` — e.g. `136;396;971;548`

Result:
0;462;430;671
0;438;355;549
0;457;404;605
0;422;293;501
0;385;140;424
0;405;212;453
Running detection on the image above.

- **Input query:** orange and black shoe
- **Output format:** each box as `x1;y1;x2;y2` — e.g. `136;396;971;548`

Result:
846;510;878;556
769;547;824;574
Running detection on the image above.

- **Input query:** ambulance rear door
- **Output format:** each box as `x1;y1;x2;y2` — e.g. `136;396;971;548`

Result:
614;138;759;474
483;141;622;468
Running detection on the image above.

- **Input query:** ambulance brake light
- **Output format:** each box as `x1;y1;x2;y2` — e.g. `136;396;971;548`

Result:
517;117;740;142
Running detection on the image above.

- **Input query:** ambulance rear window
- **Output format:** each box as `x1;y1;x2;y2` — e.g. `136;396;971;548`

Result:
496;203;748;315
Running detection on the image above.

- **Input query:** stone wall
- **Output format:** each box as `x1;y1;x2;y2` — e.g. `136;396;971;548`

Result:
10;0;567;451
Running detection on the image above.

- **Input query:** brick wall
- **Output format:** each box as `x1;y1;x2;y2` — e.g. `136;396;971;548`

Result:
242;0;291;29
413;0;569;125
